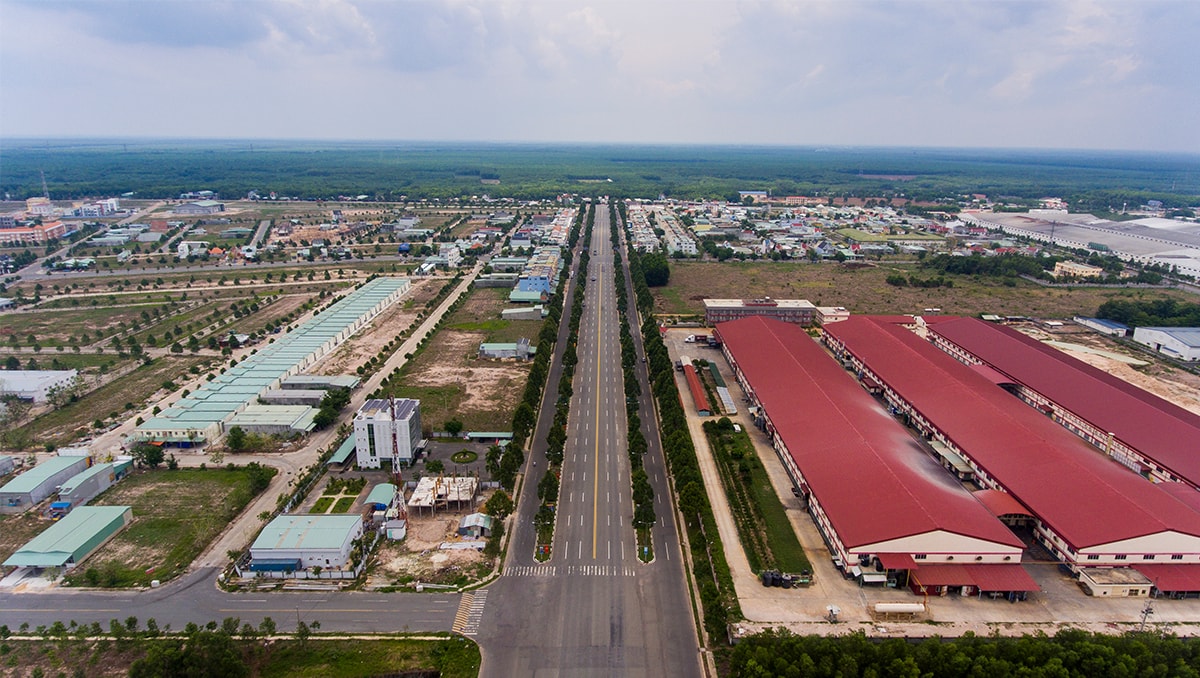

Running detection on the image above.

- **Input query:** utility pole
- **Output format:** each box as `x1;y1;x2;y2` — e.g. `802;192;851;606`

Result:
1138;598;1154;632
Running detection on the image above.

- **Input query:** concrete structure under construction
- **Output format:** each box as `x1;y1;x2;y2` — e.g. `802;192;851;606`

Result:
353;398;422;469
131;278;407;446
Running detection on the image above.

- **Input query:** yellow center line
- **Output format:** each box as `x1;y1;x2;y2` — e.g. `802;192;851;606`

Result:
593;259;602;559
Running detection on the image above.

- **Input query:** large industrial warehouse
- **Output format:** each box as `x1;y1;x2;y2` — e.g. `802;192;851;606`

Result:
131;277;408;446
716;316;1038;599
924;317;1200;489
823;316;1200;597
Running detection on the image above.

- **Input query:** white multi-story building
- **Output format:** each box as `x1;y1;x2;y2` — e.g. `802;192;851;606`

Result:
353;398;422;468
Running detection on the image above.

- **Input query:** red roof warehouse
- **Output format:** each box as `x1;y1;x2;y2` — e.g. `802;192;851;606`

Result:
822;317;1200;588
926;317;1200;489
716;317;1035;595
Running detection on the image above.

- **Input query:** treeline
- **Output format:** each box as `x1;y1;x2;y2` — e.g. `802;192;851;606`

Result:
533;203;593;552
501;204;587;491
5;142;1195;208
921;253;1058;279
628;240;741;639
609;203;655;546
731;628;1200;678
1097;298;1200;328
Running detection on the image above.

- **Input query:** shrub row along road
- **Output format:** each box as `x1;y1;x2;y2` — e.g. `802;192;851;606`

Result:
475;204;702;676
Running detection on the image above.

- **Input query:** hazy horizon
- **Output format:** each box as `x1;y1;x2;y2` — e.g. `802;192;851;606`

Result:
2;1;1198;154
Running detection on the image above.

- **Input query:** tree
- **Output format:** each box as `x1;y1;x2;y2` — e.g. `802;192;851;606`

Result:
131;443;165;469
537;469;559;502
425;459;445;474
483;490;514;520
642;252;670;287
128;629;248;678
444;419;464;437
225;426;247;452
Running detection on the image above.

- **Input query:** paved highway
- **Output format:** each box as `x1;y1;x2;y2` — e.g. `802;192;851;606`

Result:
0;568;459;633
475;204;702;676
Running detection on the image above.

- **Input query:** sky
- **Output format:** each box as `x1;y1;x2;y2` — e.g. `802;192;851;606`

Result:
1;0;1198;152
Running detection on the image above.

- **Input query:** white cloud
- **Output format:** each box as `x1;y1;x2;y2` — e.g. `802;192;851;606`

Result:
0;0;1196;150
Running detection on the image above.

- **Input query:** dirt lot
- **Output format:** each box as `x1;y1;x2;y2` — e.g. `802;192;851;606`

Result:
371;502;493;588
655;261;1199;319
310;279;436;376
1016;327;1200;415
383;286;539;432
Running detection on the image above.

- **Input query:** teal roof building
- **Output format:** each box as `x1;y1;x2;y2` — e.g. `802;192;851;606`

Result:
4;506;132;568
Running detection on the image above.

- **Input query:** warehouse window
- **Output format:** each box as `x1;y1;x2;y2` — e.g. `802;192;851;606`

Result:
1115;554;1127;561
1143;554;1156;560
1086;555;1100;560
914;554;927;560
1173;554;1184;560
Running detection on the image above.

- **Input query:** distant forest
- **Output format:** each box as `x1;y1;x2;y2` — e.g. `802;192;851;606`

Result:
1097;299;1200;327
2;139;1198;209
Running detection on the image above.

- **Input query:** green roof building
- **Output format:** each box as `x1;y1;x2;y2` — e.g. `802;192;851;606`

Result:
4;506;132;569
0;455;91;514
249;515;363;572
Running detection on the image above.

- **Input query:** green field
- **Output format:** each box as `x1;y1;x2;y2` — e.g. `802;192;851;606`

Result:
0;636;480;678
63;466;274;587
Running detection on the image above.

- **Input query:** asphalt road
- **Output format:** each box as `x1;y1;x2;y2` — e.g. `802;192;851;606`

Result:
475;204;702;677
0;568;460;633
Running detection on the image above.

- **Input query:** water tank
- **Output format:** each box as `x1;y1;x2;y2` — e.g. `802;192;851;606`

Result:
874;602;925;614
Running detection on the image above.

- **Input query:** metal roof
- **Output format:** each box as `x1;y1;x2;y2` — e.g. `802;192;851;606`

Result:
363;483;396;506
928;317;1200;488
59;463;113;495
328;437;356;465
1138;326;1200;348
825;316;1200;550
133;277;407;439
716;316;1022;551
0;456;88;495
3;506;131;568
252;515;361;552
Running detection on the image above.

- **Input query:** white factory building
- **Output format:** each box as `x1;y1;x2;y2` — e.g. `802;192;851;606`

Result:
353;398;422;469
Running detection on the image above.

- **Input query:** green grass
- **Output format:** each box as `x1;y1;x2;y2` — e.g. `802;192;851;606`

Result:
331;497;356;514
451;450;478;464
258;637;481;678
63;466;275;587
703;421;809;573
311;496;334;513
0;636;480;678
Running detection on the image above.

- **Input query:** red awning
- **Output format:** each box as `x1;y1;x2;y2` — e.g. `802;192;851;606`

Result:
910;563;972;587
973;489;1033;518
910;563;1040;591
1134;564;1200;593
964;564;1040;592
877;553;916;570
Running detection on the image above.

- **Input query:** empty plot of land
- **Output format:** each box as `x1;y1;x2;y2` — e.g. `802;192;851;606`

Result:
65;467;272;587
655;261;1199;319
5;355;208;450
383;287;542;432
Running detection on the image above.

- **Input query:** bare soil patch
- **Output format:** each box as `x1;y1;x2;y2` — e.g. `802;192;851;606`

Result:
372;510;490;586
